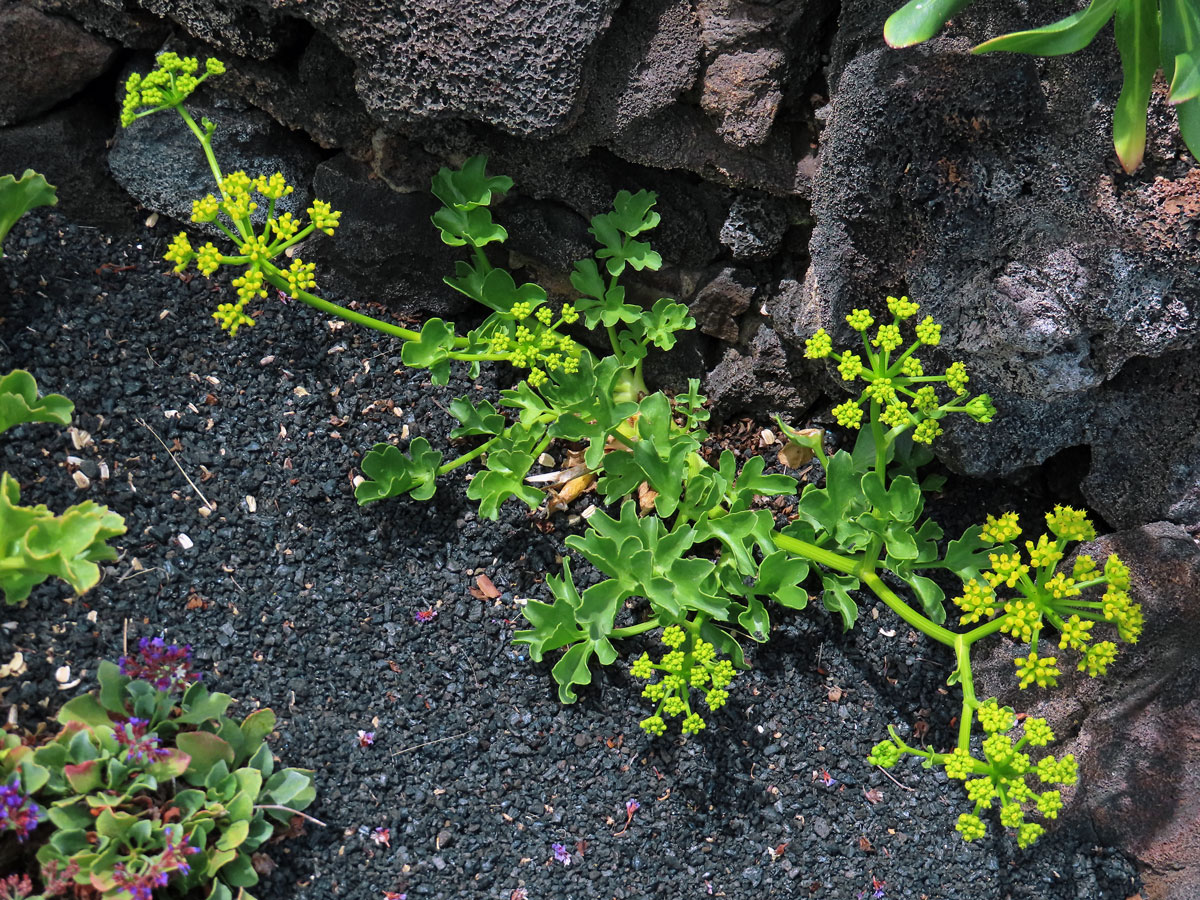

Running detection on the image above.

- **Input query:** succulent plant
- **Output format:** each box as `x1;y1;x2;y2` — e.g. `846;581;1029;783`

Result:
0;642;316;900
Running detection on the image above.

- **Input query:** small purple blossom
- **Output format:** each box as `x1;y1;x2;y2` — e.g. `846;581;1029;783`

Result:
357;730;376;748
414;608;437;624
551;842;571;866
371;826;391;848
0;778;42;842
626;798;640;815
111;834;200;900
115;717;170;765
119;636;200;693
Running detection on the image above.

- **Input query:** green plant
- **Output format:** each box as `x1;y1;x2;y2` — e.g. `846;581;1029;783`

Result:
884;0;1200;172
0;171;57;257
0;371;125;605
0;639;317;900
131;51;1142;848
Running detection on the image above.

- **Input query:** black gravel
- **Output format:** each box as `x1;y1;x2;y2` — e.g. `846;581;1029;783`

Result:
0;212;1141;900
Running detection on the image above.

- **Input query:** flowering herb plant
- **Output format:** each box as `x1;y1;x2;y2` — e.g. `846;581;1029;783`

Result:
128;52;1143;847
0;370;125;606
884;0;1200;172
0;639;316;900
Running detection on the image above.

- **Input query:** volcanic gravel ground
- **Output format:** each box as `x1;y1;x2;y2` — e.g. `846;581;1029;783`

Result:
0;213;1141;900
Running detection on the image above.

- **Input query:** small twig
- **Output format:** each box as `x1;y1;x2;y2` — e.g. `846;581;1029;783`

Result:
118;566;165;583
873;765;916;792
254;805;327;827
136;417;214;511
122;618;129;658
391;729;473;757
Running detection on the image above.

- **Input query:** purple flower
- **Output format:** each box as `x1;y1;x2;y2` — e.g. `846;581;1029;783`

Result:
115;717;170;765
551;842;571;866
413;608;437;624
111;833;201;899
626;798;640;815
0;778;41;842
119;636;200;693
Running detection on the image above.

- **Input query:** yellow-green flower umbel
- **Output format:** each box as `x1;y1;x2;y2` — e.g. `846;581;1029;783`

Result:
803;298;995;445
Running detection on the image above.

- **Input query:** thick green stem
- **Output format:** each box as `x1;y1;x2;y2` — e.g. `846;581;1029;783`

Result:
437;437;498;475
611;618;661;639
175;107;224;194
858;570;959;646
770;532;860;578
260;266;422;341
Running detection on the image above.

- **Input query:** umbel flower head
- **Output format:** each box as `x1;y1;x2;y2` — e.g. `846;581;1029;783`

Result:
631;624;737;736
870;698;1074;848
121;53;225;127
804;296;995;444
951;506;1140;689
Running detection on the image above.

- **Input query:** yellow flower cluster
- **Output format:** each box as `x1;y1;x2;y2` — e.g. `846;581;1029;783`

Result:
634;625;737;737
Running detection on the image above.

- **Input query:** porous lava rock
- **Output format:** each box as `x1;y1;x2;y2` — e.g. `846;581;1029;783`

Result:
0;2;116;126
975;522;1200;900
109;94;321;234
792;0;1200;528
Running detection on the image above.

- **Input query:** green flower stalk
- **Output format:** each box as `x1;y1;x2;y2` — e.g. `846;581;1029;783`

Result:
863;506;1138;847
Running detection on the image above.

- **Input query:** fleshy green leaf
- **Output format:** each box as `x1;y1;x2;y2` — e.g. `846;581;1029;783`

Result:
56;693;113;728
941;524;1004;583
431;205;507;248
355;438;443;504
641;298;695;351
430;156;513;211
512;558;624;703
1112;0;1160;172
588;192;663;277
465;448;542;519
0;472;126;604
722;452;797;514
607;189;661;236
566;502;726;620
400;318;457;384
821;572;861;631
899;570;947;624
1169;52;1200;102
754;550;812;610
0;369;73;434
972;0;1119;56
176;732;235;776
0;171;57;256
448;396;506;438
476;267;547;316
884;0;974;48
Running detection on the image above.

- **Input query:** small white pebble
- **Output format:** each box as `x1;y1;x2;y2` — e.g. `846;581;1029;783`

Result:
198;506;213;518
245;495;257;513
145;212;159;227
72;471;90;490
260;355;276;365
86;610;98;623
760;428;776;445
54;665;71;683
537;453;555;468
98;462;110;481
177;533;194;550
